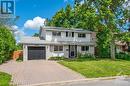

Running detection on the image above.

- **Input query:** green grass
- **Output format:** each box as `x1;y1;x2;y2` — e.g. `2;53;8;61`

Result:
0;72;11;86
59;58;130;78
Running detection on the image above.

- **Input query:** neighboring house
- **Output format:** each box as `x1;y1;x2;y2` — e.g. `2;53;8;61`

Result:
115;40;130;53
115;41;128;53
20;27;96;61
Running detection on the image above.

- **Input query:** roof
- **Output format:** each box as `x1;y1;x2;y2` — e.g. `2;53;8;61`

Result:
115;41;127;46
40;26;94;33
20;37;45;44
20;37;95;45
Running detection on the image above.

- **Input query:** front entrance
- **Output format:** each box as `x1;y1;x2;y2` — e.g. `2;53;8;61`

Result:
69;45;77;58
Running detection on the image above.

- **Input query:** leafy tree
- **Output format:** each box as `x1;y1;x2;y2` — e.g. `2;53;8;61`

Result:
48;4;74;28
0;25;16;63
16;44;23;50
33;33;39;37
49;8;65;27
0;12;19;63
48;0;129;59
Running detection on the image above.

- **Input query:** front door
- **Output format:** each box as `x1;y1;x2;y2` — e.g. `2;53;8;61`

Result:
69;45;77;58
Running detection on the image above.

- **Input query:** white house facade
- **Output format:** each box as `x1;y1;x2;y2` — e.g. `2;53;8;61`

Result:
20;27;96;61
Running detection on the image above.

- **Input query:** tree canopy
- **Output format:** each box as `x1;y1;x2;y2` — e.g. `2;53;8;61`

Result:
48;0;130;59
0;25;16;63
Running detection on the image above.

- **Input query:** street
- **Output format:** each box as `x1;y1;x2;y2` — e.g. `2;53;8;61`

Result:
44;77;130;86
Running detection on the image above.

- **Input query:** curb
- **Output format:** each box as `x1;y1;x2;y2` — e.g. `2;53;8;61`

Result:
19;75;130;86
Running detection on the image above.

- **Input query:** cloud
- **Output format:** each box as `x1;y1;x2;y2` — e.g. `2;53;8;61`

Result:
11;25;25;43
64;0;68;2
64;0;74;3
24;16;46;29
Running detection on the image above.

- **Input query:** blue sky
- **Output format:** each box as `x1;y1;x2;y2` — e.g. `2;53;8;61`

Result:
14;0;74;41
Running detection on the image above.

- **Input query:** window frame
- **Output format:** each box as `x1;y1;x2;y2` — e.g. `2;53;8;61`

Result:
78;33;86;38
52;31;61;36
66;32;74;37
54;45;63;52
81;46;89;51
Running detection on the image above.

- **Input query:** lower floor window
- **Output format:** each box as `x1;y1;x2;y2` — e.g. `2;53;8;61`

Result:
81;46;89;51
54;46;63;51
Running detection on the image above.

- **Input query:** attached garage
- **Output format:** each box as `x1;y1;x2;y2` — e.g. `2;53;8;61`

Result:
28;46;46;60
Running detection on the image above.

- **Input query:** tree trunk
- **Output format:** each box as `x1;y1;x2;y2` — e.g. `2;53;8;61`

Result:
110;39;116;60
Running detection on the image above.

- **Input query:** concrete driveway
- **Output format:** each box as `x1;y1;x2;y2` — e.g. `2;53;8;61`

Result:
0;60;85;86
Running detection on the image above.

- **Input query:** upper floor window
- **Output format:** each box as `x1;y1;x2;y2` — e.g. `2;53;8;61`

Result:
54;46;63;51
81;46;89;51
66;32;74;37
52;31;61;36
78;33;86;38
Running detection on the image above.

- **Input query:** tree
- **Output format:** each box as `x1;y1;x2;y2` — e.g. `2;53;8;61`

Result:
0;12;19;63
48;0;129;59
48;4;74;28
33;33;39;37
0;25;16;63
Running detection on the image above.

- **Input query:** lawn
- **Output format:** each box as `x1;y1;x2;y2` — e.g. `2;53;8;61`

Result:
59;59;130;78
0;72;11;86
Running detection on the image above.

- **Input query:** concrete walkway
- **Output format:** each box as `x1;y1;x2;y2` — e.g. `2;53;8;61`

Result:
0;60;85;86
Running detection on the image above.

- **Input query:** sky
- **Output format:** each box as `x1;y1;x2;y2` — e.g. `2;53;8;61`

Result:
13;0;74;42
11;0;130;42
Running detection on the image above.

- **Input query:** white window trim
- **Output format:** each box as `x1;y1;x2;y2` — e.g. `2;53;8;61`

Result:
81;46;89;51
53;45;63;52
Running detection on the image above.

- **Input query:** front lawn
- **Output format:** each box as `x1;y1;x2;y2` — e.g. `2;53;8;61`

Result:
59;59;130;78
0;72;11;86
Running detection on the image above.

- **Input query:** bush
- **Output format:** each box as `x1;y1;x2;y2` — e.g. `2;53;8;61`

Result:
116;52;130;60
16;56;23;62
0;25;16;64
77;53;96;59
48;56;65;60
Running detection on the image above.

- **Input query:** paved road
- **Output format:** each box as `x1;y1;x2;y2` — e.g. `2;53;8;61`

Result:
44;77;130;86
0;60;85;86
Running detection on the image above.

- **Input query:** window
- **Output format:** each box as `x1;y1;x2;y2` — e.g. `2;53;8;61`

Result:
54;46;63;51
81;46;89;51
52;31;61;36
78;33;86;38
66;32;74;37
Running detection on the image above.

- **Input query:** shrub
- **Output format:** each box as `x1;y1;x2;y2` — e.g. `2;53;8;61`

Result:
48;56;65;60
0;25;16;63
116;52;130;60
16;56;23;62
77;52;96;59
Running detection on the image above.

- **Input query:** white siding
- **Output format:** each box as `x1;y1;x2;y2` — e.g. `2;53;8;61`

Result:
46;31;52;41
45;31;91;42
23;45;28;61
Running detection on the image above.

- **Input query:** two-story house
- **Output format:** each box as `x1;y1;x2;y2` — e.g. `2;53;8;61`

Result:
20;27;96;61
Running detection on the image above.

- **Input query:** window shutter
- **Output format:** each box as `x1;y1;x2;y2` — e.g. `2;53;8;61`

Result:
66;32;68;37
72;32;74;37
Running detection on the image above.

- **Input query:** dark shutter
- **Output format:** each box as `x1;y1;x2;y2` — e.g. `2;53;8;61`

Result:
66;32;68;37
72;32;74;37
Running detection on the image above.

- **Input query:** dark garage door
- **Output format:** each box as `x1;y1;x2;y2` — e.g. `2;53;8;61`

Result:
28;47;46;60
